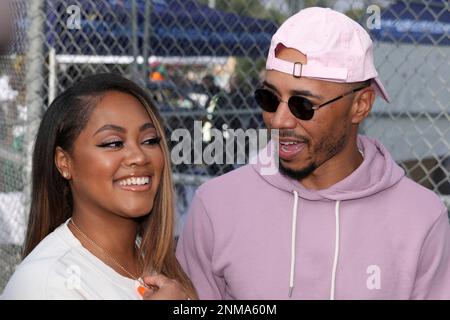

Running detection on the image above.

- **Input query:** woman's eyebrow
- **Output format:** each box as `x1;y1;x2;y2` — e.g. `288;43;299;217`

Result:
140;122;155;131
93;123;155;136
93;124;124;136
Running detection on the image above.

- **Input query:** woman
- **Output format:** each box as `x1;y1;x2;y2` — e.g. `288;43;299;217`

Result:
1;73;196;299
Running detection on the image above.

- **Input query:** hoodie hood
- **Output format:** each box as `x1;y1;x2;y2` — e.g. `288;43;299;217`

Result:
252;135;406;298
252;135;405;201
177;135;450;300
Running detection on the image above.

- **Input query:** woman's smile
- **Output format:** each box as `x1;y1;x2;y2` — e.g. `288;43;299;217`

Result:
65;91;164;219
116;175;153;192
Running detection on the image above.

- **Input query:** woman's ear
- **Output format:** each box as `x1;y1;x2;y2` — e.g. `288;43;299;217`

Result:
55;146;72;180
351;88;375;125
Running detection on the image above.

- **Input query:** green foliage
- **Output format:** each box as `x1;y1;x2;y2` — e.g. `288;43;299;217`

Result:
344;8;365;22
199;0;286;25
305;0;329;7
234;57;265;92
198;0;287;91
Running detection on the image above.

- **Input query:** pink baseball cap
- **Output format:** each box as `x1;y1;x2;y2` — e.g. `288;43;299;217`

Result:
266;7;390;103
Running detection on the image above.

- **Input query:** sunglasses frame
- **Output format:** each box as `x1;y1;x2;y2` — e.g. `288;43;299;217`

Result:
254;84;370;120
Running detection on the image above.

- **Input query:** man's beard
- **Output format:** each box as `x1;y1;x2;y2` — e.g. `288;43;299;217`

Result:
278;131;348;181
279;161;317;180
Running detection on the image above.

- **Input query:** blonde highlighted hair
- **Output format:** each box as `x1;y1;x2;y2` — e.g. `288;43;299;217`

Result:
24;73;197;298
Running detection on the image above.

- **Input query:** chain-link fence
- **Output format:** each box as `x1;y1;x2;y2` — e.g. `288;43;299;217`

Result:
0;0;28;293
0;0;449;292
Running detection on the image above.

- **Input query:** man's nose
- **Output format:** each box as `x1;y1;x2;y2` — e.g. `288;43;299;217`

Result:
269;101;297;129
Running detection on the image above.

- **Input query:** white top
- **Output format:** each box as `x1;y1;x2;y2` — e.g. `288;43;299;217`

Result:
1;220;143;300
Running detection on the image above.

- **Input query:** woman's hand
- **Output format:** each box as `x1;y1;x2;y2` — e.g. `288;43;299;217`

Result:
139;274;190;300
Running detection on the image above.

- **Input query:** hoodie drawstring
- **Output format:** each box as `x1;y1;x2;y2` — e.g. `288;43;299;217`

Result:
288;192;341;300
330;200;341;300
289;190;299;297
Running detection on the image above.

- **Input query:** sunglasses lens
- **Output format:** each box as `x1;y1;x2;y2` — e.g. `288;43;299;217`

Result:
254;89;279;112
288;96;315;120
254;89;316;120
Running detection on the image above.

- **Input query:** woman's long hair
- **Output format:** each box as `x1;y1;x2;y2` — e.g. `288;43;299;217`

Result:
23;73;197;298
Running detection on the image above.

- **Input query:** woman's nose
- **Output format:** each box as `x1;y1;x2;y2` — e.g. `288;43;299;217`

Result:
123;143;149;167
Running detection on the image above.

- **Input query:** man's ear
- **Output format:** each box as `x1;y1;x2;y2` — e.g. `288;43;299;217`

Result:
351;88;375;125
55;146;72;180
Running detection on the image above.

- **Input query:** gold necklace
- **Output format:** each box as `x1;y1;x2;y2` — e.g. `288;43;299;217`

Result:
69;218;152;290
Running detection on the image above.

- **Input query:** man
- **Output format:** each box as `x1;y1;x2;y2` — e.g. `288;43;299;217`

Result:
176;7;450;299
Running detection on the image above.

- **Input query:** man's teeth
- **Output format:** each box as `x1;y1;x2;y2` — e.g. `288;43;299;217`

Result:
280;141;299;145
119;177;150;186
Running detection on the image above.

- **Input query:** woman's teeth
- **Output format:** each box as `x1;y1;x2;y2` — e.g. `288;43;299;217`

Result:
118;177;150;186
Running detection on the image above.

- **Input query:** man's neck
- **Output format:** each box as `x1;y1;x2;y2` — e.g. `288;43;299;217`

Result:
299;140;363;190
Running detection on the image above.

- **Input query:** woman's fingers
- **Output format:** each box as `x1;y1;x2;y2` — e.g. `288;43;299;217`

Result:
139;286;158;299
142;274;172;289
139;274;189;300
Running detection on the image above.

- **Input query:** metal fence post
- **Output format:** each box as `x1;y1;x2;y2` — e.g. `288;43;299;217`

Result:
23;0;46;228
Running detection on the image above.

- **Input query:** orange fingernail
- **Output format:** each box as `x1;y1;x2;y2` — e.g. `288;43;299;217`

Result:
137;286;146;296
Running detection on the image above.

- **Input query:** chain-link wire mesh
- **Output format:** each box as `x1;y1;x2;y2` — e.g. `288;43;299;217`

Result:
0;0;28;292
0;0;449;292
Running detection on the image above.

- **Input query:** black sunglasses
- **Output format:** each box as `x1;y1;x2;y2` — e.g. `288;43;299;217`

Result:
254;85;369;120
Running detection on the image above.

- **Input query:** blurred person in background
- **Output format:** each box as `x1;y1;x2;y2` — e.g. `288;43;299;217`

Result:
202;74;220;97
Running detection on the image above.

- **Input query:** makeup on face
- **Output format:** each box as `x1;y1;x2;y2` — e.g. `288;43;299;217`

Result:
68;91;165;219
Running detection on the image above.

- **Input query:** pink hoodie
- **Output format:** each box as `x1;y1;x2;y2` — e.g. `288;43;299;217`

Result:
176;135;450;299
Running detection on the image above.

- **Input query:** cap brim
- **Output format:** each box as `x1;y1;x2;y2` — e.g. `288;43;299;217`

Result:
372;77;391;103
